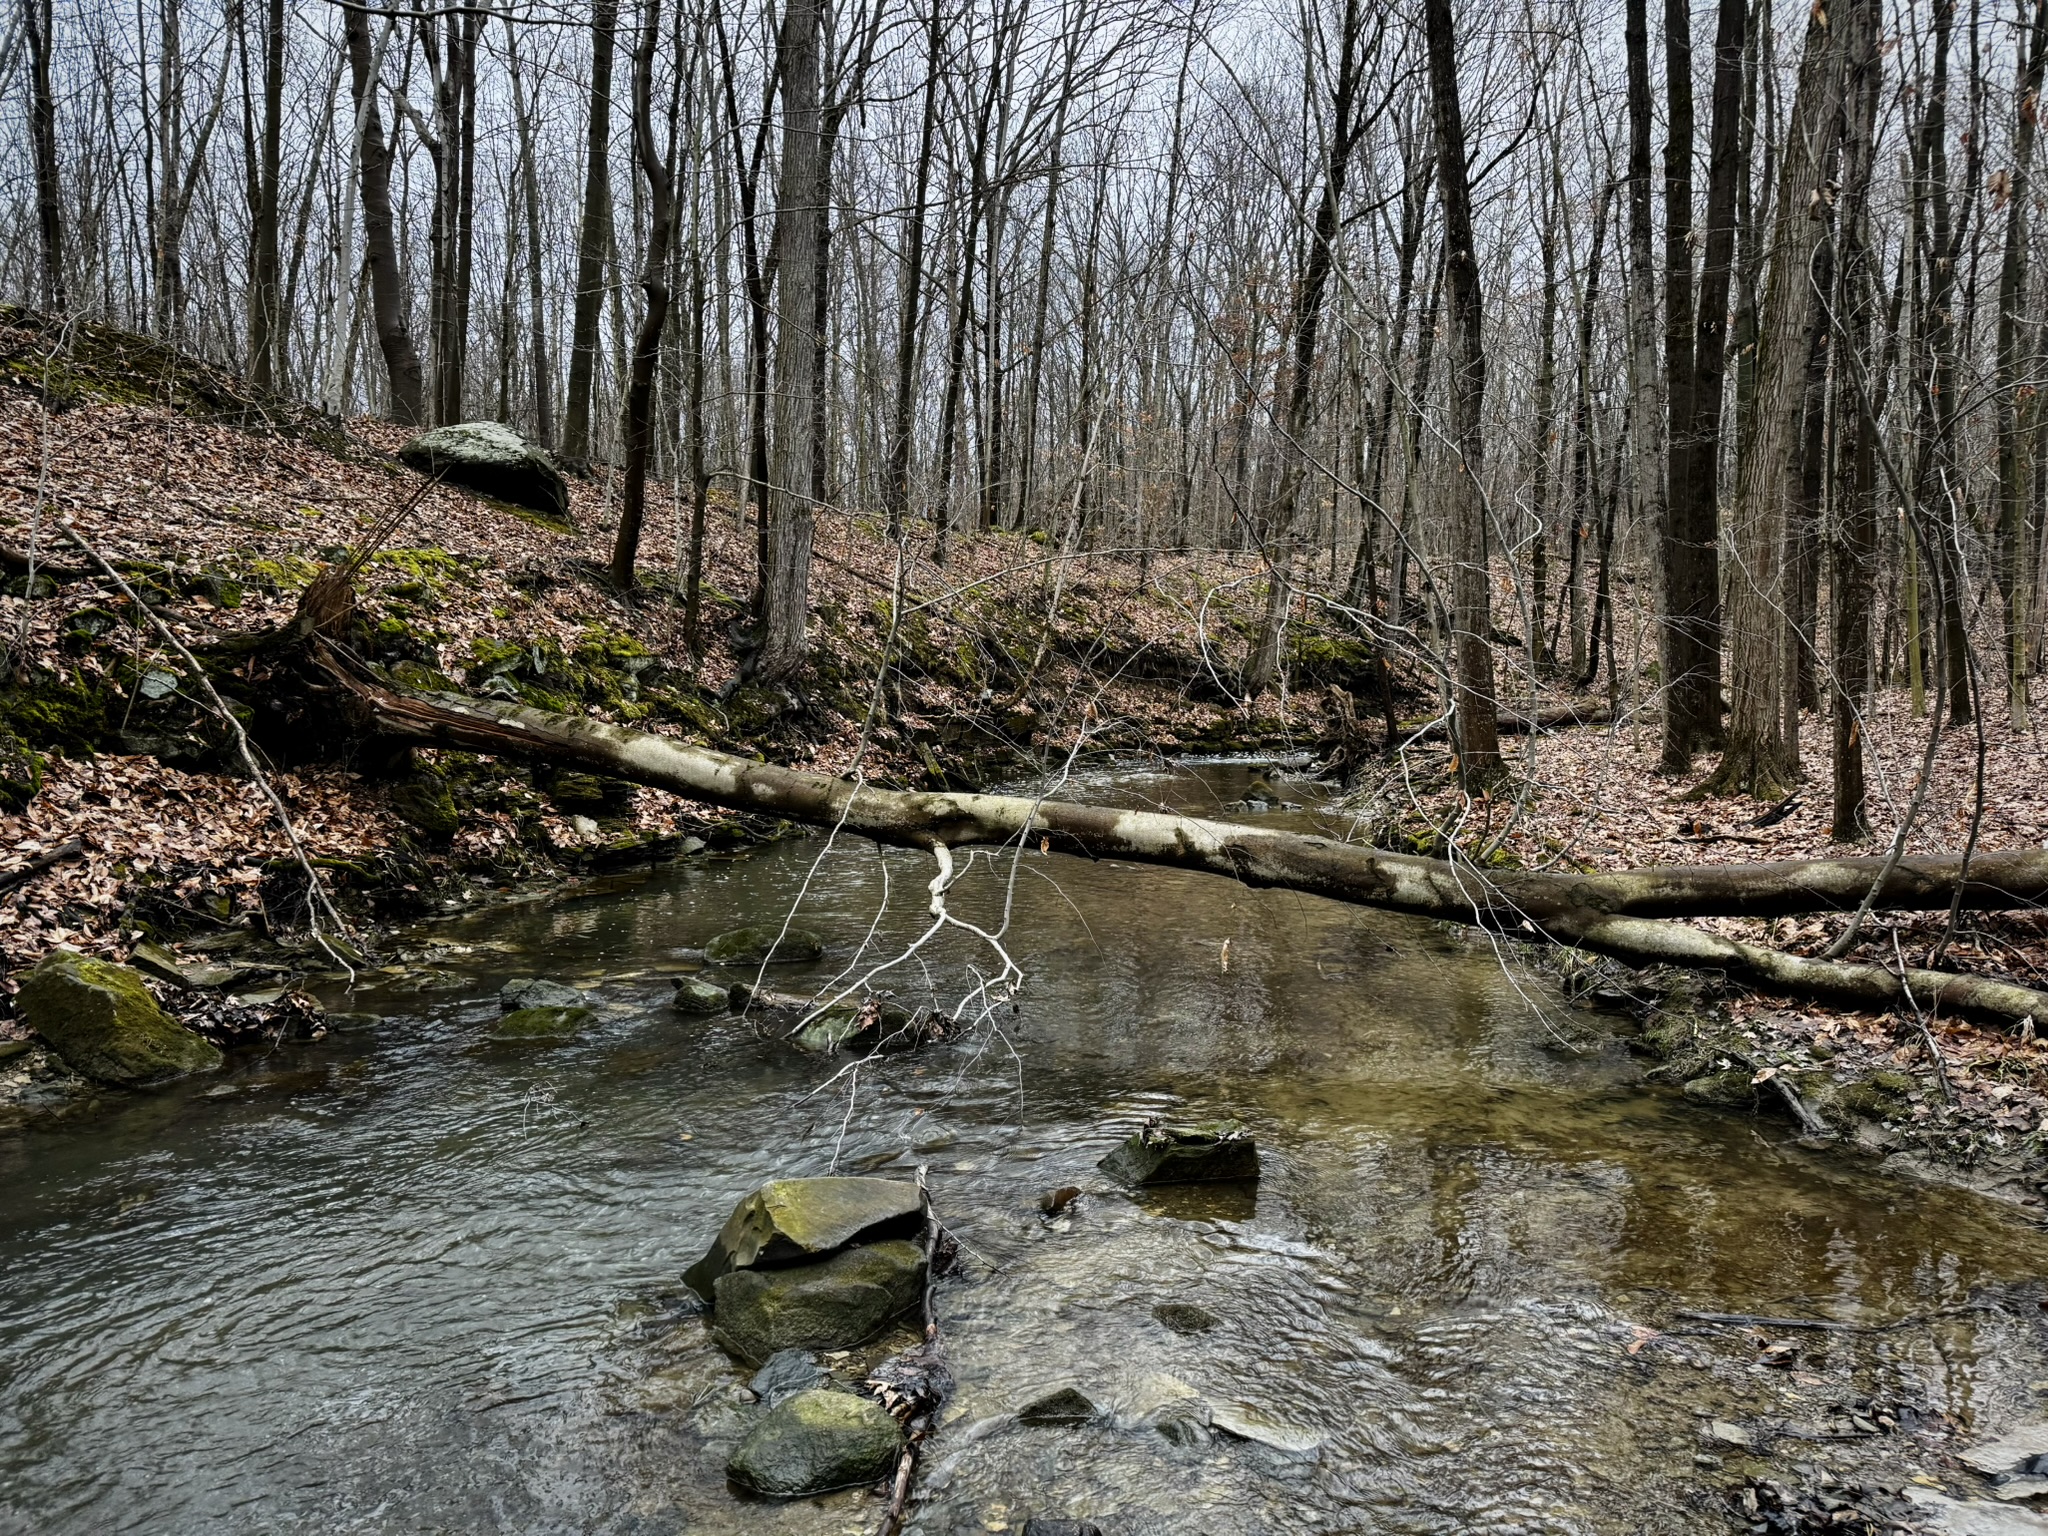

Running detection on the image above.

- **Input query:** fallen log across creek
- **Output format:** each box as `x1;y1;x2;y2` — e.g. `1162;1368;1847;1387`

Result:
309;642;2048;1029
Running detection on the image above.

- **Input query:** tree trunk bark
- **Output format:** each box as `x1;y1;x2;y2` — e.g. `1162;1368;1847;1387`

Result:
1422;0;1501;785
343;1;424;424
24;0;68;311
1697;0;1845;799
563;0;620;465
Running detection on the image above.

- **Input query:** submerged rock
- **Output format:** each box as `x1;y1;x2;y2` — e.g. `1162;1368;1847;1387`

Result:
1023;1522;1106;1536
16;950;222;1086
726;1387;902;1498
1099;1120;1259;1185
711;1238;927;1363
1682;1070;1756;1109
670;976;732;1014
1962;1421;2048;1477
1151;1302;1220;1335
1016;1387;1098;1426
684;1175;926;1298
749;1348;830;1406
490;1005;592;1041
499;977;585;1011
395;421;570;520
704;925;825;966
1209;1402;1326;1455
792;999;914;1054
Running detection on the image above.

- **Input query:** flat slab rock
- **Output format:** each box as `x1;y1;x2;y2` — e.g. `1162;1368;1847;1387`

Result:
396;421;570;520
500;977;585;1011
1099;1120;1259;1185
711;1239;926;1364
685;1176;926;1298
1904;1488;2048;1535
726;1387;902;1498
1963;1422;2048;1477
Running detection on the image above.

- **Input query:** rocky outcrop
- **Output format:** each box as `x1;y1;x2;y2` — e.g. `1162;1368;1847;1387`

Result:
1099;1120;1259;1185
725;1387;902;1497
15;950;222;1085
396;422;570;521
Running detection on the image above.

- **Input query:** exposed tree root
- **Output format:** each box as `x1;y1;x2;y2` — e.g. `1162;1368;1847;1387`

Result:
304;644;2048;1027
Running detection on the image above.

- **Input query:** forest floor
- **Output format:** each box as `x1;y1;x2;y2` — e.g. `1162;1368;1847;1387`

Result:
2;310;2046;1211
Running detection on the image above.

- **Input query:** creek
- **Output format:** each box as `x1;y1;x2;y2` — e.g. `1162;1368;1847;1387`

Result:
3;761;2047;1534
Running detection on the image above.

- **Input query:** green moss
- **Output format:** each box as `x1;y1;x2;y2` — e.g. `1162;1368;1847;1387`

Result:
243;554;319;592
388;773;460;838
0;724;44;811
1826;1070;1917;1123
370;547;463;583
1;672;113;754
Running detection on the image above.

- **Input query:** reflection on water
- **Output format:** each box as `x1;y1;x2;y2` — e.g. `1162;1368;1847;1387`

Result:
2;759;2046;1535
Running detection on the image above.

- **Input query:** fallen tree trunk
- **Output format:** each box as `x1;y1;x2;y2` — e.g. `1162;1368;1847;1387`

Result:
316;647;2048;1027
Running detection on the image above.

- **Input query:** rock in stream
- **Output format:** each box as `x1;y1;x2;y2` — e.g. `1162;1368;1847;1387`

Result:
726;1387;902;1498
16;950;222;1085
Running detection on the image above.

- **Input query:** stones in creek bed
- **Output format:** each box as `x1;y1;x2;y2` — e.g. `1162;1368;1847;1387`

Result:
711;1239;927;1364
748;1348;830;1406
1963;1422;2048;1477
670;976;734;1014
1016;1387;1098;1426
1151;1302;1220;1335
687;1177;929;1363
499;977;586;1011
793;1000;913;1055
703;925;825;966
15;950;222;1086
1098;1119;1259;1185
726;1387;903;1498
490;1005;593;1041
685;1176;927;1298
1023;1523;1106;1536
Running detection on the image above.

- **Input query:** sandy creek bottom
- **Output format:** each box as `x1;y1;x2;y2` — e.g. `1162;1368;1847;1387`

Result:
4;760;2048;1535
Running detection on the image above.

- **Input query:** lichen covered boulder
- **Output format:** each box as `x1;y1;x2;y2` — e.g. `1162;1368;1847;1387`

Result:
704;925;824;966
396;421;570;521
726;1388;902;1497
490;1005;592;1041
711;1239;927;1363
15;950;222;1085
684;1176;926;1299
1099;1120;1259;1185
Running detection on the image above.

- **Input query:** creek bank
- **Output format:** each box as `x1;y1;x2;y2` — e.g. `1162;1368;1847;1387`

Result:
1538;947;2048;1212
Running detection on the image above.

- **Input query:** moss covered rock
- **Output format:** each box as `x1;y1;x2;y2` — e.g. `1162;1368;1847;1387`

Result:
684;1175;926;1299
670;976;732;1014
0;723;43;812
490;1005;593;1041
711;1240;928;1363
726;1387;903;1497
396;422;570;520
15;950;223;1085
1682;1069;1757;1109
388;773;460;837
704;925;824;966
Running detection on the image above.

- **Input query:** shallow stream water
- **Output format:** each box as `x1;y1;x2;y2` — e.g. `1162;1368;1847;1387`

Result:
4;761;2048;1535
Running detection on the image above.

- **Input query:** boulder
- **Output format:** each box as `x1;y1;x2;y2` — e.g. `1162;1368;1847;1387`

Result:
15;950;222;1085
670;976;732;1014
792;1000;912;1054
684;1175;925;1298
1099;1120;1259;1185
749;1348;829;1406
704;925;825;966
499;977;585;1011
490;1005;592;1041
711;1239;927;1363
726;1388;902;1498
396;421;570;521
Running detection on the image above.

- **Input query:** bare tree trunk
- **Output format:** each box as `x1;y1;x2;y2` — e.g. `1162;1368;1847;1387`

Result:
24;0;67;311
1422;0;1500;784
1624;0;1667;714
1698;0;1845;799
1995;0;2048;726
245;0;284;389
754;0;823;680
343;0;424;424
608;0;677;592
504;18;553;446
563;0;619;464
